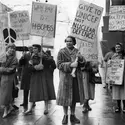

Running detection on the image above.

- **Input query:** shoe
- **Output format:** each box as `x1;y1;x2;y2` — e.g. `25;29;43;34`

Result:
70;115;80;124
123;107;125;113
82;106;88;113
44;110;48;115
24;110;32;115
62;115;68;124
33;103;36;107
115;107;121;113
87;105;92;111
2;113;8;118
13;105;19;110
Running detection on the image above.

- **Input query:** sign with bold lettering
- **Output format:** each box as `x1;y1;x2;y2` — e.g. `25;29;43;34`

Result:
31;2;57;37
109;6;125;31
77;37;98;61
106;59;124;85
9;10;30;40
0;13;8;62
71;0;103;42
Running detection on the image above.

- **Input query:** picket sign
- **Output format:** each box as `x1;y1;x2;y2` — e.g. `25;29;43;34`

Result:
106;59;124;85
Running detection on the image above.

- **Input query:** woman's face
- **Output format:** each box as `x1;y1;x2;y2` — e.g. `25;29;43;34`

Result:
33;47;39;54
65;37;74;49
7;47;15;56
115;44;122;53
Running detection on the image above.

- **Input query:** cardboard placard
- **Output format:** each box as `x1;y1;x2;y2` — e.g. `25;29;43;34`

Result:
9;10;30;40
31;2;57;38
106;59;124;85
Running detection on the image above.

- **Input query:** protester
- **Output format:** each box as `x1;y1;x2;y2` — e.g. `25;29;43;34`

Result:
24;44;56;115
82;61;98;113
111;43;125;113
19;46;33;108
56;36;85;124
0;43;18;118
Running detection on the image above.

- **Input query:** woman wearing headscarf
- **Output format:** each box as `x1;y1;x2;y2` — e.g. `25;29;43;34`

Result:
111;43;125;113
24;44;56;115
56;36;85;124
0;43;18;118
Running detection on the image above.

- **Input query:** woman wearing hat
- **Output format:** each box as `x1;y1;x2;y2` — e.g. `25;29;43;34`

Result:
24;44;56;115
0;43;18;118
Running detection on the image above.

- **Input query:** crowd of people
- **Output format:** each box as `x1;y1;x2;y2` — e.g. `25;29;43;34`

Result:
0;36;124;124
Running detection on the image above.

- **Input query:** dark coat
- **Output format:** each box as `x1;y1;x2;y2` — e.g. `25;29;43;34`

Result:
29;53;56;102
56;47;85;106
19;53;32;90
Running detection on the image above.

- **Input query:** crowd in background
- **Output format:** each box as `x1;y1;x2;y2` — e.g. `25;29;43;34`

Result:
0;36;125;124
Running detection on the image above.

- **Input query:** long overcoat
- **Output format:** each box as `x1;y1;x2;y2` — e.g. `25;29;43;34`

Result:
19;53;32;90
56;47;85;106
29;53;56;102
0;55;18;106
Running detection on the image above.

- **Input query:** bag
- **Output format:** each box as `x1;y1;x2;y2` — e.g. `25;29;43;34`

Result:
91;73;102;84
12;85;19;98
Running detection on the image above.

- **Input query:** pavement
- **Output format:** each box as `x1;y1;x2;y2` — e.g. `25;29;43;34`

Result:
0;70;125;125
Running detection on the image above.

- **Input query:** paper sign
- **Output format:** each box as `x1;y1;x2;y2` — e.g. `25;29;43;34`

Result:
109;6;125;31
77;38;98;61
9;10;30;40
31;2;57;38
106;59;124;85
71;0;103;43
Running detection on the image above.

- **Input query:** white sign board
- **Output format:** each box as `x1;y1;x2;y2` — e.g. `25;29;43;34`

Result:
106;59;124;85
9;10;30;40
77;38;98;61
109;6;125;31
71;0;103;43
31;2;57;38
0;13;8;62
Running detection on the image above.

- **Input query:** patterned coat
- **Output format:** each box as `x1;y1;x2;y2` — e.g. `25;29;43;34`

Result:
0;55;18;106
56;47;85;106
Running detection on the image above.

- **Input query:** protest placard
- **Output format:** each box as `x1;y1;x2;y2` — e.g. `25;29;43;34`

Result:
77;38;98;61
9;10;30;40
106;59;124;85
71;0;103;43
0;13;8;62
31;2;57;38
109;6;125;31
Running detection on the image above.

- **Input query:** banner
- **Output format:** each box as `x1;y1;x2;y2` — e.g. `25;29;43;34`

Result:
109;6;125;31
31;2;57;38
9;10;30;40
77;38;98;61
0;13;8;62
106;59;124;85
71;0;103;43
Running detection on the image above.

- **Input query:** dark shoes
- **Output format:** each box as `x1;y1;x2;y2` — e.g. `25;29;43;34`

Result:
20;103;28;107
82;105;92;113
115;107;121;113
70;115;80;124
44;110;48;115
62;115;68;124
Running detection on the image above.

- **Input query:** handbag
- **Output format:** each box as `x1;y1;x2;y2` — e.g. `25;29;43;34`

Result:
91;73;102;84
94;73;102;84
12;85;19;98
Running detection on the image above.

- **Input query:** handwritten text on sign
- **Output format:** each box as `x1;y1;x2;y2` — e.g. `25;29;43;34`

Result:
77;37;98;61
9;10;30;40
71;0;103;42
106;60;124;85
109;6;125;31
31;2;57;37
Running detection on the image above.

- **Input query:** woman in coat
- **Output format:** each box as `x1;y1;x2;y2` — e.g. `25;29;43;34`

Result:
24;44;56;115
19;46;33;107
56;36;85;124
82;61;98;113
111;43;125;113
0;43;18;118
